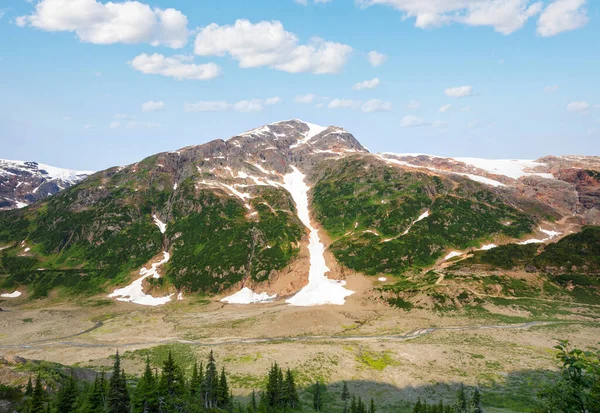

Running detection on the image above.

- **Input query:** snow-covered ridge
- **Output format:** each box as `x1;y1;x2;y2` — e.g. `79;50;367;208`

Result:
0;159;94;182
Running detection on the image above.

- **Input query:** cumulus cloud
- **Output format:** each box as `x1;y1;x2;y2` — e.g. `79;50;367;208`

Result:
544;85;559;92
130;53;221;80
445;86;474;98
353;78;380;90
0;9;6;19
361;99;392;113
537;0;588;37
194;19;352;74
295;0;332;4
400;115;429;127
328;99;360;109
142;100;165;112
357;0;547;34
439;104;452;112
16;0;189;48
295;94;316;104
367;51;387;67
184;97;281;113
567;101;590;113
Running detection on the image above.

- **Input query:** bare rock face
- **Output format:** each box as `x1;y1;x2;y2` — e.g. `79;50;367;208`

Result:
0;160;92;210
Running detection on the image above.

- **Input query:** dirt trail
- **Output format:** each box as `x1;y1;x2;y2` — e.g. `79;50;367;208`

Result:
0;320;567;350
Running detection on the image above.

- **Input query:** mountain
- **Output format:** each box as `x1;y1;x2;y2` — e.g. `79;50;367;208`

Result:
0;159;93;210
0;120;598;306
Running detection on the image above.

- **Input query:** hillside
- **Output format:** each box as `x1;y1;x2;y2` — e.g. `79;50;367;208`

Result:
0;120;599;306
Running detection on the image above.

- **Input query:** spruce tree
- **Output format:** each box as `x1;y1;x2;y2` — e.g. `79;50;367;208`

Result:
88;373;107;413
203;351;218;409
107;351;130;413
313;380;323;412
56;371;78;413
284;368;299;410
341;381;350;413
472;387;483;413
26;377;33;396
250;390;257;412
217;367;230;409
133;356;158;413
369;398;376;413
30;375;45;413
456;384;469;413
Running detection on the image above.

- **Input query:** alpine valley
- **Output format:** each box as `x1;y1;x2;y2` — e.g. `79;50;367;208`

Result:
1;120;600;412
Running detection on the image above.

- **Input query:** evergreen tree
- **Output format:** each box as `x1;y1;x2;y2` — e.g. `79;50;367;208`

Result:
202;351;218;409
30;375;45;413
472;387;483;413
107;351;130;413
350;395;357;413
341;381;350;402
25;377;33;396
413;398;422;413
133;356;158;413
88;373;108;413
217;367;230;409
250;390;257;412
369;398;376;413
456;384;469;413
313;381;323;412
56;371;78;413
283;369;299;410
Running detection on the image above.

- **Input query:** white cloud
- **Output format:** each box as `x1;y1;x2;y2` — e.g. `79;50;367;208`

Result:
439;104;452;113
265;96;282;105
16;0;189;48
353;77;380;90
110;121;161;129
62;116;71;121
432;120;448;128
406;100;421;110
460;106;472;112
588;129;597;136
401;115;428;127
114;113;134;120
84;124;93;129
498;58;505;64
445;86;474;98
142;100;165;112
544;85;559;92
0;9;6;19
367;51;387;67
184;97;281;113
467;120;480;129
362;99;392;113
567;101;589;113
130;53;221;81
537;0;588;37
357;0;546;35
295;94;316;104
184;101;230;112
194;19;352;74
328;99;360;109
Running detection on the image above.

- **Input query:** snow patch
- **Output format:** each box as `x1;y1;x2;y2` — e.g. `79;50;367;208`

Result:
108;252;173;306
153;215;167;234
282;166;354;306
1;291;22;298
518;227;562;245
444;251;463;260
290;122;328;149
455;158;554;180
378;277;387;282
479;244;497;251
15;201;29;208
221;287;277;304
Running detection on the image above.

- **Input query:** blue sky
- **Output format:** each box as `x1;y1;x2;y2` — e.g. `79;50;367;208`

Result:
0;0;598;170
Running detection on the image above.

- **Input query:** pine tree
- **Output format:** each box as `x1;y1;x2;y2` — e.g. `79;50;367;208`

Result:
26;377;33;396
87;373;107;413
107;351;130;413
472;387;483;413
456;384;469;413
284;369;299;410
30;375;45;413
341;381;350;413
369;398;376;413
56;371;78;413
133;356;158;413
217;367;230;409
250;390;257;412
203;350;218;409
350;395;357;413
313;380;323;412
413;398;422;413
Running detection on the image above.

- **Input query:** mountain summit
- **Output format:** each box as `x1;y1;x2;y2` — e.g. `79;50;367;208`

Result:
0;121;599;308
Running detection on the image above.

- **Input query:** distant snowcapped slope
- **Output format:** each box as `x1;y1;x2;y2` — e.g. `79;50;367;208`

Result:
0;159;93;210
454;158;554;180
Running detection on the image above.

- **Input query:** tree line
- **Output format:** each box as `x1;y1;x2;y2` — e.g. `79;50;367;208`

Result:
15;340;600;413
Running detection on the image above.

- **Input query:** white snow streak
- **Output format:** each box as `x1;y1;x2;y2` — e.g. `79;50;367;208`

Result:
282;166;354;306
479;244;497;251
108;252;173;306
290;122;328;149
221;287;277;304
519;228;562;245
444;251;463;260
153;215;167;234
1;291;22;298
455;158;554;180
